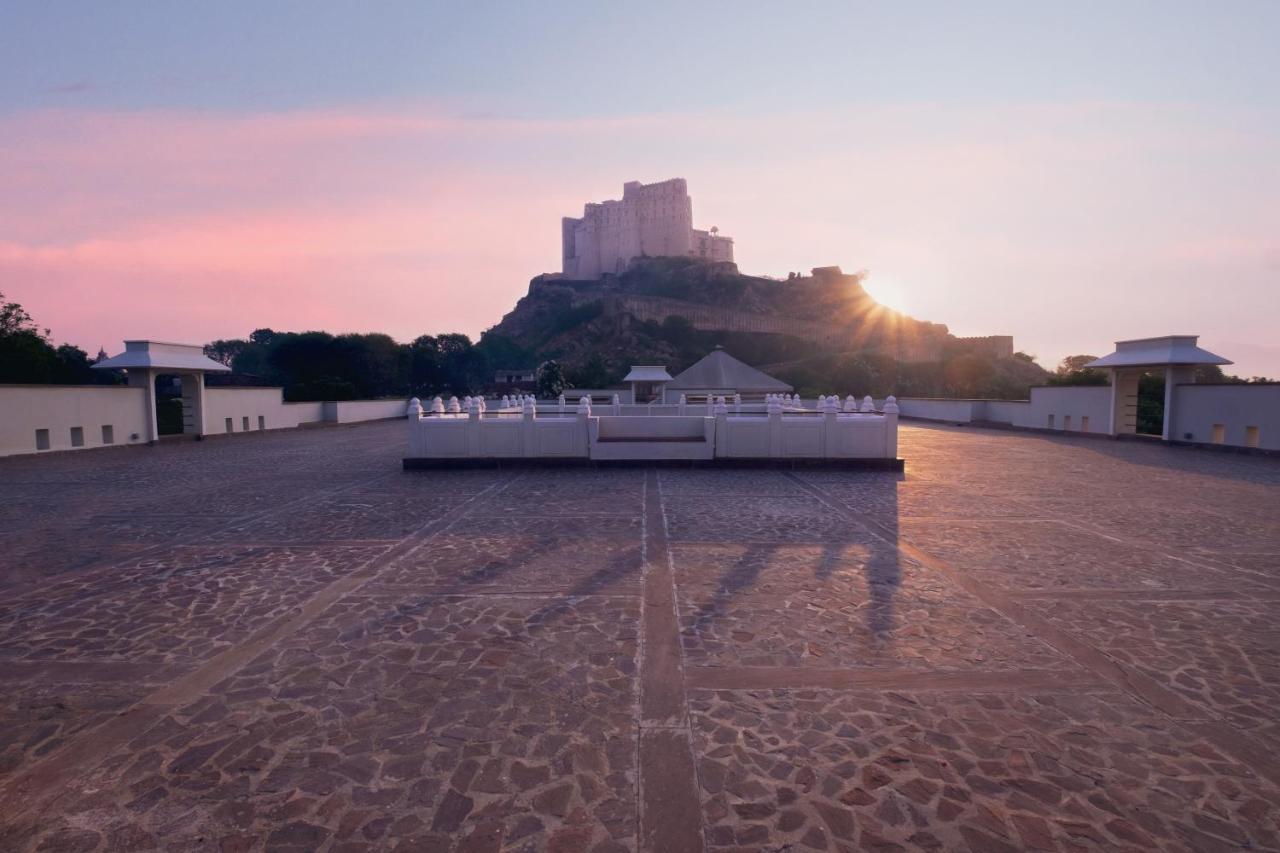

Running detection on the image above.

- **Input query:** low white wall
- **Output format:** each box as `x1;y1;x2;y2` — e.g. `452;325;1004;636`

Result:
1172;384;1280;450
898;386;1110;434
0;385;148;456
205;387;299;433
0;384;411;457
895;398;980;423
207;391;408;432
284;401;325;425
1015;386;1111;433
325;399;412;424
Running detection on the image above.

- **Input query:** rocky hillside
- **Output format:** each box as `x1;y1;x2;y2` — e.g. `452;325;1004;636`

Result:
482;256;1047;396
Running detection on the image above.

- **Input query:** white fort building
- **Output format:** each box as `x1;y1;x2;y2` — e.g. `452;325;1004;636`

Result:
561;178;734;280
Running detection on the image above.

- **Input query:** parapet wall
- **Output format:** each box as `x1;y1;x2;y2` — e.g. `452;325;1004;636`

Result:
896;386;1111;434
0;384;411;458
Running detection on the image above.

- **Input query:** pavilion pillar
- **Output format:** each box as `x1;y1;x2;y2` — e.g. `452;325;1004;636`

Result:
1108;369;1140;436
127;368;159;444
1162;365;1195;441
180;372;209;436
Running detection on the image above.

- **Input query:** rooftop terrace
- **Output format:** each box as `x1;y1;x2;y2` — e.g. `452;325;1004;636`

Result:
0;420;1278;850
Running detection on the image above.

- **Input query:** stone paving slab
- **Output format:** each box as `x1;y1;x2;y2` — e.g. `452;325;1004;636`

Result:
688;688;1280;852
197;494;468;544
1026;596;1280;751
367;531;643;597
798;478;1037;519
1023;499;1280;554
671;543;1074;671
0;665;170;780
659;469;816;497
9;591;640;852
661;495;853;543
0;545;390;666
0;419;1278;852
896;518;1276;594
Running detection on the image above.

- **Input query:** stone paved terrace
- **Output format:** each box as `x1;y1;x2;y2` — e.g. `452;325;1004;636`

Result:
0;420;1278;852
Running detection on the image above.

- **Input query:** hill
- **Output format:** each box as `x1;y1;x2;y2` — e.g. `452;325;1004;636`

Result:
483;257;1047;397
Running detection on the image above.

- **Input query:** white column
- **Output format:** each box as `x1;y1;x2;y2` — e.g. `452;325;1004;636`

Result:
128;368;159;444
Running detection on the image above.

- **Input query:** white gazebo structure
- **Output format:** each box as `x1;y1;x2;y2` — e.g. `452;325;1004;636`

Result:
622;365;674;404
1086;335;1231;440
93;341;231;442
666;347;792;401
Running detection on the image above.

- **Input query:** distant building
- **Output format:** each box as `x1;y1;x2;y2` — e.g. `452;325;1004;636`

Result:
494;368;536;386
561;178;733;280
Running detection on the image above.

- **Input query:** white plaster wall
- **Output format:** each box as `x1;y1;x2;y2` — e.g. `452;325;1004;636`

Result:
1171;384;1280;450
897;388;1109;433
204;387;301;433
895;399;980;423
1016;386;1111;432
284;401;326;425
0;385;148;456
328;399;411;424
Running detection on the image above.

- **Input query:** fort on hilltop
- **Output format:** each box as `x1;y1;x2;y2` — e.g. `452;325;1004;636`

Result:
561;178;733;279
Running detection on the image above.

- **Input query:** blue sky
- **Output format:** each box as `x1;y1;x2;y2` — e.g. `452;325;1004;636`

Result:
2;2;1278;374
6;2;1278;115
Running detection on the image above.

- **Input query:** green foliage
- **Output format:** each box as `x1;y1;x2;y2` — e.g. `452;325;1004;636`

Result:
536;360;566;398
0;291;120;385
1047;354;1108;387
1137;373;1165;435
565;353;613;389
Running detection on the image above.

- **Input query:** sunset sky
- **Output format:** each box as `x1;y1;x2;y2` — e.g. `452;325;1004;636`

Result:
2;2;1278;375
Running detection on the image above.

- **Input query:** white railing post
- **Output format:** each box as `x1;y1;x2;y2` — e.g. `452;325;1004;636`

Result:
767;394;784;456
431;396;444;415
612;393;621;416
407;397;423;456
733;393;742;414
822;394;839;457
883;395;899;458
844;394;857;413
558;394;566;414
678;394;687;416
520;395;537;457
860;395;875;414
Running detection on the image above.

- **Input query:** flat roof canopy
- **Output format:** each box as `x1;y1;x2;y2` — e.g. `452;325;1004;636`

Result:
93;340;231;373
1085;335;1231;369
623;366;674;383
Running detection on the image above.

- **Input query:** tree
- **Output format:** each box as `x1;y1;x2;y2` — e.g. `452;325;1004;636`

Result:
1047;354;1108;387
565;353;613;389
1;292;44;337
536;360;566;398
204;339;248;367
0;291;118;385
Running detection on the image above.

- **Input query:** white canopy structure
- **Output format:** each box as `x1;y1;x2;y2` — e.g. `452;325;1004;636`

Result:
93;341;230;442
1085;336;1232;370
1085;335;1231;440
623;365;674;403
667;348;792;398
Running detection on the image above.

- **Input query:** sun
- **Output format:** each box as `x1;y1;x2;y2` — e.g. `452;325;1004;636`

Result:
863;276;911;315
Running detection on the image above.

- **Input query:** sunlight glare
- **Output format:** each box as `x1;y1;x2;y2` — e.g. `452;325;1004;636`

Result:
863;276;911;315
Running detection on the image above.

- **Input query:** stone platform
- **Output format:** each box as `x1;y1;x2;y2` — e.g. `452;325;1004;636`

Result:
0;420;1277;851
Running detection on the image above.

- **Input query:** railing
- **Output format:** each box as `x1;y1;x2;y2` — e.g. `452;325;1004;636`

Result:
405;393;900;462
